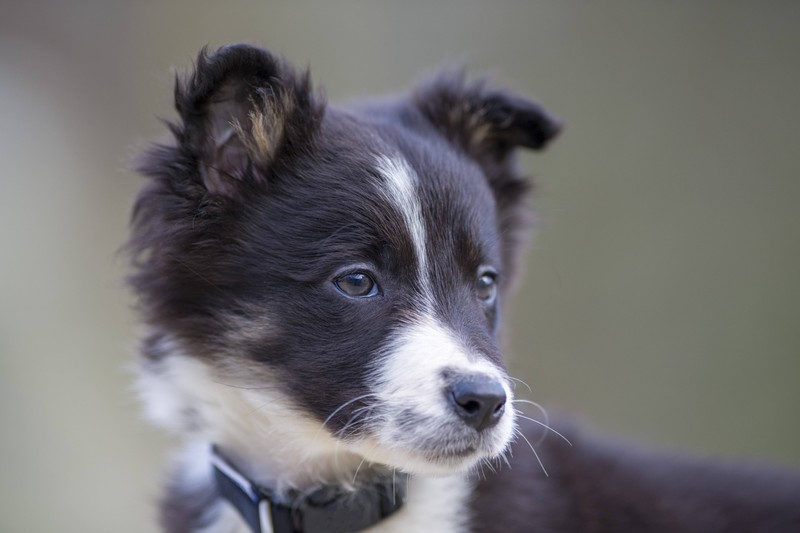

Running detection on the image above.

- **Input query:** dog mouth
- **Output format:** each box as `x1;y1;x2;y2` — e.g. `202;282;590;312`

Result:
393;436;504;474
440;445;478;457
343;409;514;475
419;444;481;466
411;430;496;463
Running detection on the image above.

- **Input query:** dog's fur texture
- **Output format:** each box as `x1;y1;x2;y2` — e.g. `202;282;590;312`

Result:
129;44;800;532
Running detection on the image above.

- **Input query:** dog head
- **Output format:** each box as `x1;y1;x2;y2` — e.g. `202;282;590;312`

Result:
130;44;559;483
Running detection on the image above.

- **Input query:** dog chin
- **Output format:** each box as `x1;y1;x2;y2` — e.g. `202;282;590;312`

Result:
383;445;506;476
349;430;512;476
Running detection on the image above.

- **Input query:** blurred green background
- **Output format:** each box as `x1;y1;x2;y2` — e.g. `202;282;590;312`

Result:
1;2;798;531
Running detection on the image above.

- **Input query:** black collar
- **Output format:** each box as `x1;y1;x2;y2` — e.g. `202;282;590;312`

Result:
210;445;407;533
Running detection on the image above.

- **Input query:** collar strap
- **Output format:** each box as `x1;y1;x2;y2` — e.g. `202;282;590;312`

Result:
210;445;407;533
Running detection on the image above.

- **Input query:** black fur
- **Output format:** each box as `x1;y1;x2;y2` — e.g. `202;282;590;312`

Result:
130;44;800;532
129;43;549;435
473;419;800;532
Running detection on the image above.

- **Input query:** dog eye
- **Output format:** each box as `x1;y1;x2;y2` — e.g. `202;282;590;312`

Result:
476;271;498;303
334;272;379;298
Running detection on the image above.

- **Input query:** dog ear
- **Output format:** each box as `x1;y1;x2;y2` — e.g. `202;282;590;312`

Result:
172;44;322;198
413;70;561;163
414;71;561;285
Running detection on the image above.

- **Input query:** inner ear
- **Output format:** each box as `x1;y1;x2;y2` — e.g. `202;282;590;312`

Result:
202;82;259;196
173;44;323;198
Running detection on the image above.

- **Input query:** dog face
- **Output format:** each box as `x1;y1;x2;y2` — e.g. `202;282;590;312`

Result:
131;45;559;478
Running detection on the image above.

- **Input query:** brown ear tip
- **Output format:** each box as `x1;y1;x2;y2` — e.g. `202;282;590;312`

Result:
538;114;564;148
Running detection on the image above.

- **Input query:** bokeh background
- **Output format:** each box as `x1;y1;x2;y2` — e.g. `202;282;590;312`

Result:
1;2;799;531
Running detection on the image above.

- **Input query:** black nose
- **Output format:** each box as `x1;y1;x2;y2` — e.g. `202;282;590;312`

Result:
449;375;507;432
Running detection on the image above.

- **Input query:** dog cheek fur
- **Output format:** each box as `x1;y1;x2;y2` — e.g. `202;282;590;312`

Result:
136;340;475;533
136;336;375;492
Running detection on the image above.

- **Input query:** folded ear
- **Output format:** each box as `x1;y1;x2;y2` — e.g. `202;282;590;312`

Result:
413;70;561;163
173;44;323;198
414;71;561;285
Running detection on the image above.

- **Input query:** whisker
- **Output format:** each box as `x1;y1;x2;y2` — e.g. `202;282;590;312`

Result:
511;398;547;411
211;380;271;390
511;398;550;435
322;394;379;429
313;393;379;442
336;411;382;440
515;413;573;447
513;398;560;446
169;254;228;296
334;405;374;437
494;455;503;471
500;449;512;469
515;429;549;478
507;376;533;393
353;456;368;484
477;461;487;481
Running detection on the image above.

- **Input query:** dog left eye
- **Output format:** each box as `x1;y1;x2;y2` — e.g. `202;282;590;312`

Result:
476;271;498;303
334;272;379;298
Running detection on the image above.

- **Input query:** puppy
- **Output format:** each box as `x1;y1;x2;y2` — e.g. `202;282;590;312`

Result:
129;44;800;532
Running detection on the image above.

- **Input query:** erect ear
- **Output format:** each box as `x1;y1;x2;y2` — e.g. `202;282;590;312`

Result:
173;44;323;198
413;70;561;163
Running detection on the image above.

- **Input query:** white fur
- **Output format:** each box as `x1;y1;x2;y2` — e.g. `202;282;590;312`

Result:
175;442;240;533
363;475;471;533
351;315;515;475
137;337;475;532
137;344;364;492
375;155;432;308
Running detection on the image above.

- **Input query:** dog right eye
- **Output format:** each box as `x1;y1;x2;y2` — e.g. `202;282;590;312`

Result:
476;269;498;304
333;272;380;298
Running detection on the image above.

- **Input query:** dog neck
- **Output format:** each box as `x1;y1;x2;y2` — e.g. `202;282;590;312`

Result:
139;352;471;532
210;444;407;533
167;441;470;533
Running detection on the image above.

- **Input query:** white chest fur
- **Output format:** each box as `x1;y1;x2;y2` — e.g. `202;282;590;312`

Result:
362;475;471;533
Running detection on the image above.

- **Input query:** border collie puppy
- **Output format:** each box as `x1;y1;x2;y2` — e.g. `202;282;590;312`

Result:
129;44;800;533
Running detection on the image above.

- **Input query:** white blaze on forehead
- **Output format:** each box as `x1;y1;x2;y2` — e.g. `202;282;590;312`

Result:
374;155;431;304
